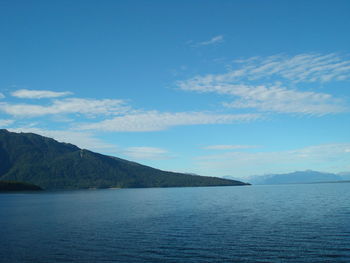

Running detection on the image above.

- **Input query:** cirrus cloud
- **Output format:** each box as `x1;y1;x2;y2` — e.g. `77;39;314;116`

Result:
123;146;170;160
0;98;131;117
77;111;261;132
0;119;14;127
7;127;118;152
203;144;259;150
11;89;73;99
195;35;224;47
178;53;350;115
194;143;350;178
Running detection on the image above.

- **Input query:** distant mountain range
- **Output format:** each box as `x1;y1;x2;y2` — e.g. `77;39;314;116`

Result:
247;170;350;185
0;129;248;190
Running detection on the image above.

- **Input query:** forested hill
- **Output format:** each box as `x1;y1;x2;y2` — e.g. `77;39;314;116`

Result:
0;129;248;189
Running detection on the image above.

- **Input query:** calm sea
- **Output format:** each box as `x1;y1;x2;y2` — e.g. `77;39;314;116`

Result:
1;183;350;263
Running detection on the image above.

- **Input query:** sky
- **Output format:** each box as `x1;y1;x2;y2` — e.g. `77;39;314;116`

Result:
1;0;350;179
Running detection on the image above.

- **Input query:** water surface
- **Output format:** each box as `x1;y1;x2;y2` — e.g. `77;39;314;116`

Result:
1;183;350;262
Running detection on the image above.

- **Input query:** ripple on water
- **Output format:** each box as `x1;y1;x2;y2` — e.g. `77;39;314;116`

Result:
1;183;350;262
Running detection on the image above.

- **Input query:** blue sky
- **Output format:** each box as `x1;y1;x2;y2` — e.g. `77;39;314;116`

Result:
1;0;350;179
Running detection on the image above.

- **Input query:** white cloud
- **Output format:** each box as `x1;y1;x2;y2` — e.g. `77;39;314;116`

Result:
123;146;170;160
0;98;130;117
178;53;350;115
222;85;344;115
194;143;350;178
232;53;350;83
195;35;224;46
203;144;259;150
77;111;261;132
0;93;4;99
11;89;73;99
8;127;117;153
7;127;170;160
0;119;14;127
180;82;345;115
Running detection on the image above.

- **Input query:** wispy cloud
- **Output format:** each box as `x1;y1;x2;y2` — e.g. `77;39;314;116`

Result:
203;144;259;150
180;82;345;115
0;93;4;99
178;53;350;115
0;119;14;127
0;98;131;117
8;127;117;153
232;53;350;83
222;85;345;115
194;143;350;178
8;126;174;161
0;89;262;133
123;146;170;160
11;89;73;99
77;111;261;132
7;127;172;160
193;35;224;47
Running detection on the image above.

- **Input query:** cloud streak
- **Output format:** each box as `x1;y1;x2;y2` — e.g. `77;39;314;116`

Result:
180;82;345;115
123;146;170;160
178;53;350;115
78;111;261;132
231;53;350;83
8;127;117;152
0;119;14;127
0;88;263;133
221;85;345;115
195;143;350;178
0;98;131;117
193;35;224;47
203;144;259;150
11;89;73;99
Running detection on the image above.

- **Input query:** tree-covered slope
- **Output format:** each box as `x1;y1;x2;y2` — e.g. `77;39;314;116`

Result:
0;129;248;189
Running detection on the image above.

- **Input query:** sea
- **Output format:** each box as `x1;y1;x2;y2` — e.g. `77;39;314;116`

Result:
1;183;350;263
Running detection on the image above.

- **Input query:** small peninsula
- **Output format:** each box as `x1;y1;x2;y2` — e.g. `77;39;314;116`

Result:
0;181;43;192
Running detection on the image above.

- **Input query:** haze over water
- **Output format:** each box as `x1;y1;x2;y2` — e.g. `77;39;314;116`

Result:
1;183;350;263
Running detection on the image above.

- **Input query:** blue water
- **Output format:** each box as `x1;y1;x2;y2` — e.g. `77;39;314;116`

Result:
1;183;350;263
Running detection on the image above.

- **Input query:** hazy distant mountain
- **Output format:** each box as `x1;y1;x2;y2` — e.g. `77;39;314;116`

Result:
338;172;350;180
248;170;344;185
0;129;248;189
